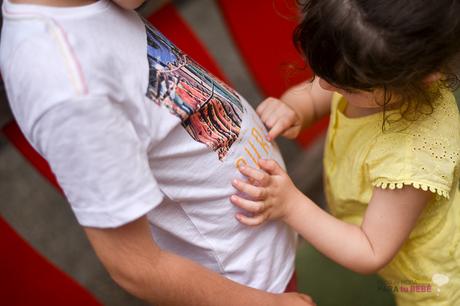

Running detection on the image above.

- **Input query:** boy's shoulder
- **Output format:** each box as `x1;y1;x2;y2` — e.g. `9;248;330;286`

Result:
0;17;87;137
1;3;89;81
1;19;54;70
1;25;81;98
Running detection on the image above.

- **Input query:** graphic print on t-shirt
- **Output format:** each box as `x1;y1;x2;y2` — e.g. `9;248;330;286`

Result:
144;21;244;160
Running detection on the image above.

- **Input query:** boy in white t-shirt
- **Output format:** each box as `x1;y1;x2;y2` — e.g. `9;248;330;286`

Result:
0;0;316;305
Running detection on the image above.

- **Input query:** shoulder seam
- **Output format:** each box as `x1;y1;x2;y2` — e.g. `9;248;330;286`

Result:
3;14;88;96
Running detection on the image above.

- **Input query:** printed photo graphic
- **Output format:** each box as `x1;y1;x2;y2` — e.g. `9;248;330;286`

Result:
144;21;244;160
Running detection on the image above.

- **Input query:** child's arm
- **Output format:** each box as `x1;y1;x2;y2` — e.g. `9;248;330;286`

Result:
257;77;332;141
231;160;432;274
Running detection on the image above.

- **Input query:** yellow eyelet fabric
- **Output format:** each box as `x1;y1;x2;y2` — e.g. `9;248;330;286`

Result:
323;90;460;305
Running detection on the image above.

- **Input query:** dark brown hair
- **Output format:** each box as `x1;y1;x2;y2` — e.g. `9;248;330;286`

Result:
294;0;460;124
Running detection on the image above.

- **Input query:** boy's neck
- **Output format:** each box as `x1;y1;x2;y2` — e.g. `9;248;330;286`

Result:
10;0;96;6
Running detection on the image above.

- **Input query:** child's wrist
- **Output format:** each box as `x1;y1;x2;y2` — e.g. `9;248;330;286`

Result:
282;189;305;223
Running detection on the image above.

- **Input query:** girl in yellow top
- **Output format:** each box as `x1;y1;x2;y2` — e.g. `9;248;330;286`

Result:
230;0;460;305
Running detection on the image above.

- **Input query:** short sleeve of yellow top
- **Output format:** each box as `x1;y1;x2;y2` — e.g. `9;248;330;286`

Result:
323;89;460;306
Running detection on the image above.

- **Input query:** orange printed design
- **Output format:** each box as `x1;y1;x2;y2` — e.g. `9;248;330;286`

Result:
234;126;274;169
144;21;243;160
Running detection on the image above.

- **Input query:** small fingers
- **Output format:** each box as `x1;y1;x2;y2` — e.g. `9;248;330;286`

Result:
281;125;301;139
257;98;284;128
256;97;278;117
260;107;278;128
232;179;267;200
239;166;270;186
235;212;268;226
258;159;284;176
264;108;289;129
256;100;268;116
267;119;291;141
264;106;299;141
230;195;265;213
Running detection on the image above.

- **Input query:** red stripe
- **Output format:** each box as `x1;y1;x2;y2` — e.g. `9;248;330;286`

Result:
217;0;311;98
217;0;328;148
0;217;102;305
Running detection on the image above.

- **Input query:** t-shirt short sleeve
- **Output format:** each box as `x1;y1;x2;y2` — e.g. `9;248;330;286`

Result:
31;97;164;228
366;97;460;200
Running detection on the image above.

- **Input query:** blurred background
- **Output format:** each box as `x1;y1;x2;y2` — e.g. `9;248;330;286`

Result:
1;0;459;305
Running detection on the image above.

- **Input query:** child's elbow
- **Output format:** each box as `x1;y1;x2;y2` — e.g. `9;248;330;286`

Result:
352;257;388;275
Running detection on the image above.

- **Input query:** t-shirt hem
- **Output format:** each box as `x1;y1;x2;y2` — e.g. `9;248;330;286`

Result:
269;244;297;293
282;267;296;292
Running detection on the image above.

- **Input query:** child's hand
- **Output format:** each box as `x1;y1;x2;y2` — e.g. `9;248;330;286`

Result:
256;97;302;141
230;159;301;226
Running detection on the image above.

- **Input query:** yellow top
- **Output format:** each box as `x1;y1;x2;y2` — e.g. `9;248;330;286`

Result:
323;90;460;306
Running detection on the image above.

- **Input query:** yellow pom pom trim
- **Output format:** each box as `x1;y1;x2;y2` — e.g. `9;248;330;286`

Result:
373;179;450;199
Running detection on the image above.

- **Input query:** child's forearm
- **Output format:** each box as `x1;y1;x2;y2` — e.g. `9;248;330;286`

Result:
285;191;383;274
280;78;332;128
234;161;428;275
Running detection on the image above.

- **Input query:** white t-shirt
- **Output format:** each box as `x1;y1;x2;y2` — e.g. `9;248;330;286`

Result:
1;0;297;292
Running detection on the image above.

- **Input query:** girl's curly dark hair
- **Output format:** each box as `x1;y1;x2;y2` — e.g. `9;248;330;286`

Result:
294;0;460;125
